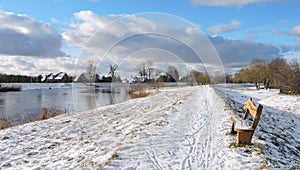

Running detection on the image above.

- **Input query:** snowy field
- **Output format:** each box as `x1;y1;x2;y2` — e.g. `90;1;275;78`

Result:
0;85;299;169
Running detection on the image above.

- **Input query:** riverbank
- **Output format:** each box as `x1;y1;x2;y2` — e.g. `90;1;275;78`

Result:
0;85;299;169
0;85;21;92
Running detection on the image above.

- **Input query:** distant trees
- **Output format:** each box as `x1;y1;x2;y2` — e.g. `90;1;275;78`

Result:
289;59;300;94
158;66;209;85
166;65;179;82
0;74;39;83
268;58;300;94
136;61;153;82
233;57;300;94
189;70;210;85
75;62;121;83
134;64;211;85
268;58;290;89
234;59;268;90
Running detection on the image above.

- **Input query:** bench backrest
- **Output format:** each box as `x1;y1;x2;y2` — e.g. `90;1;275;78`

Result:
242;98;263;130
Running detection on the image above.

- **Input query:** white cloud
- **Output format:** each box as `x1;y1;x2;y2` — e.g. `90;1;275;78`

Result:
252;26;300;41
0;11;65;57
0;55;76;75
0;11;289;76
191;0;280;7
208;20;241;35
290;26;300;40
63;11;286;76
63;10;157;48
210;36;281;69
0;11;70;75
63;11;221;77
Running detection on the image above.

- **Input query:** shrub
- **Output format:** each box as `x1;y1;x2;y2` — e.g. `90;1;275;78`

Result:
128;85;157;99
39;108;66;120
0;117;10;130
40;108;48;120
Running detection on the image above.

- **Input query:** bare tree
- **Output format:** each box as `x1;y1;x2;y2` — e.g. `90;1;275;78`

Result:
86;61;97;85
109;64;119;82
250;59;269;90
269;58;291;89
289;59;300;94
147;61;153;81
136;63;147;82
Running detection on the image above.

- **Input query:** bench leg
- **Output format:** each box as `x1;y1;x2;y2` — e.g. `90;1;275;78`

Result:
231;123;237;134
237;131;253;145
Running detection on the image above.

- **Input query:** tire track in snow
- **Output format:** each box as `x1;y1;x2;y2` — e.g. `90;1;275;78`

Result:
146;150;164;170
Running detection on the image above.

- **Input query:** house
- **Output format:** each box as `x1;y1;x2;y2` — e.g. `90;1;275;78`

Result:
130;76;144;83
54;72;69;82
74;73;101;83
41;73;53;82
41;72;69;83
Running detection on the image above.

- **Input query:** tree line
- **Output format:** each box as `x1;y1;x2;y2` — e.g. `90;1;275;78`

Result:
133;63;210;85
84;61;211;85
2;57;298;94
0;62;211;85
232;58;300;94
0;74;40;83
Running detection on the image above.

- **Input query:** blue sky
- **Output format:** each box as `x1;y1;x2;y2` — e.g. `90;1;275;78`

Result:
0;0;299;76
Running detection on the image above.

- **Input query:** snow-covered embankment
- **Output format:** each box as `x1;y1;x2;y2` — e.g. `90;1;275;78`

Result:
0;85;274;169
217;86;300;169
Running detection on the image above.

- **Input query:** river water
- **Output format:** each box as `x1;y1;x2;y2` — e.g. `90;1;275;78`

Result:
0;83;129;122
0;83;247;123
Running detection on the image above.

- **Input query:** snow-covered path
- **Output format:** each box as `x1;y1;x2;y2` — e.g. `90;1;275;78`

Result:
103;85;231;169
0;86;264;169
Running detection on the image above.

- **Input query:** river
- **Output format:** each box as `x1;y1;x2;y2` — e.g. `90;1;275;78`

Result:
0;83;129;122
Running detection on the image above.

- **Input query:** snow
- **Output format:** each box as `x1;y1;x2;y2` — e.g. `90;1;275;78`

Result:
41;75;47;82
54;72;66;80
47;73;54;80
216;85;300;169
0;85;299;169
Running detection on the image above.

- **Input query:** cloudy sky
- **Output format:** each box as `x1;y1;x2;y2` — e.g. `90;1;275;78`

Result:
0;0;299;77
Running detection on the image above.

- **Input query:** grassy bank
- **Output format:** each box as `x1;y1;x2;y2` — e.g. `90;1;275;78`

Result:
0;108;67;130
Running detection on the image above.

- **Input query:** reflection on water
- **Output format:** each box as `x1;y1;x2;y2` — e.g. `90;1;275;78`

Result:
0;83;129;121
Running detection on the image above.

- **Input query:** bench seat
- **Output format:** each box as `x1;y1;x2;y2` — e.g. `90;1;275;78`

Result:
230;117;253;132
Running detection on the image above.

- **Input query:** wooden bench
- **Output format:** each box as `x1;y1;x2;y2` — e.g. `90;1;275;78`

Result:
230;98;263;145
